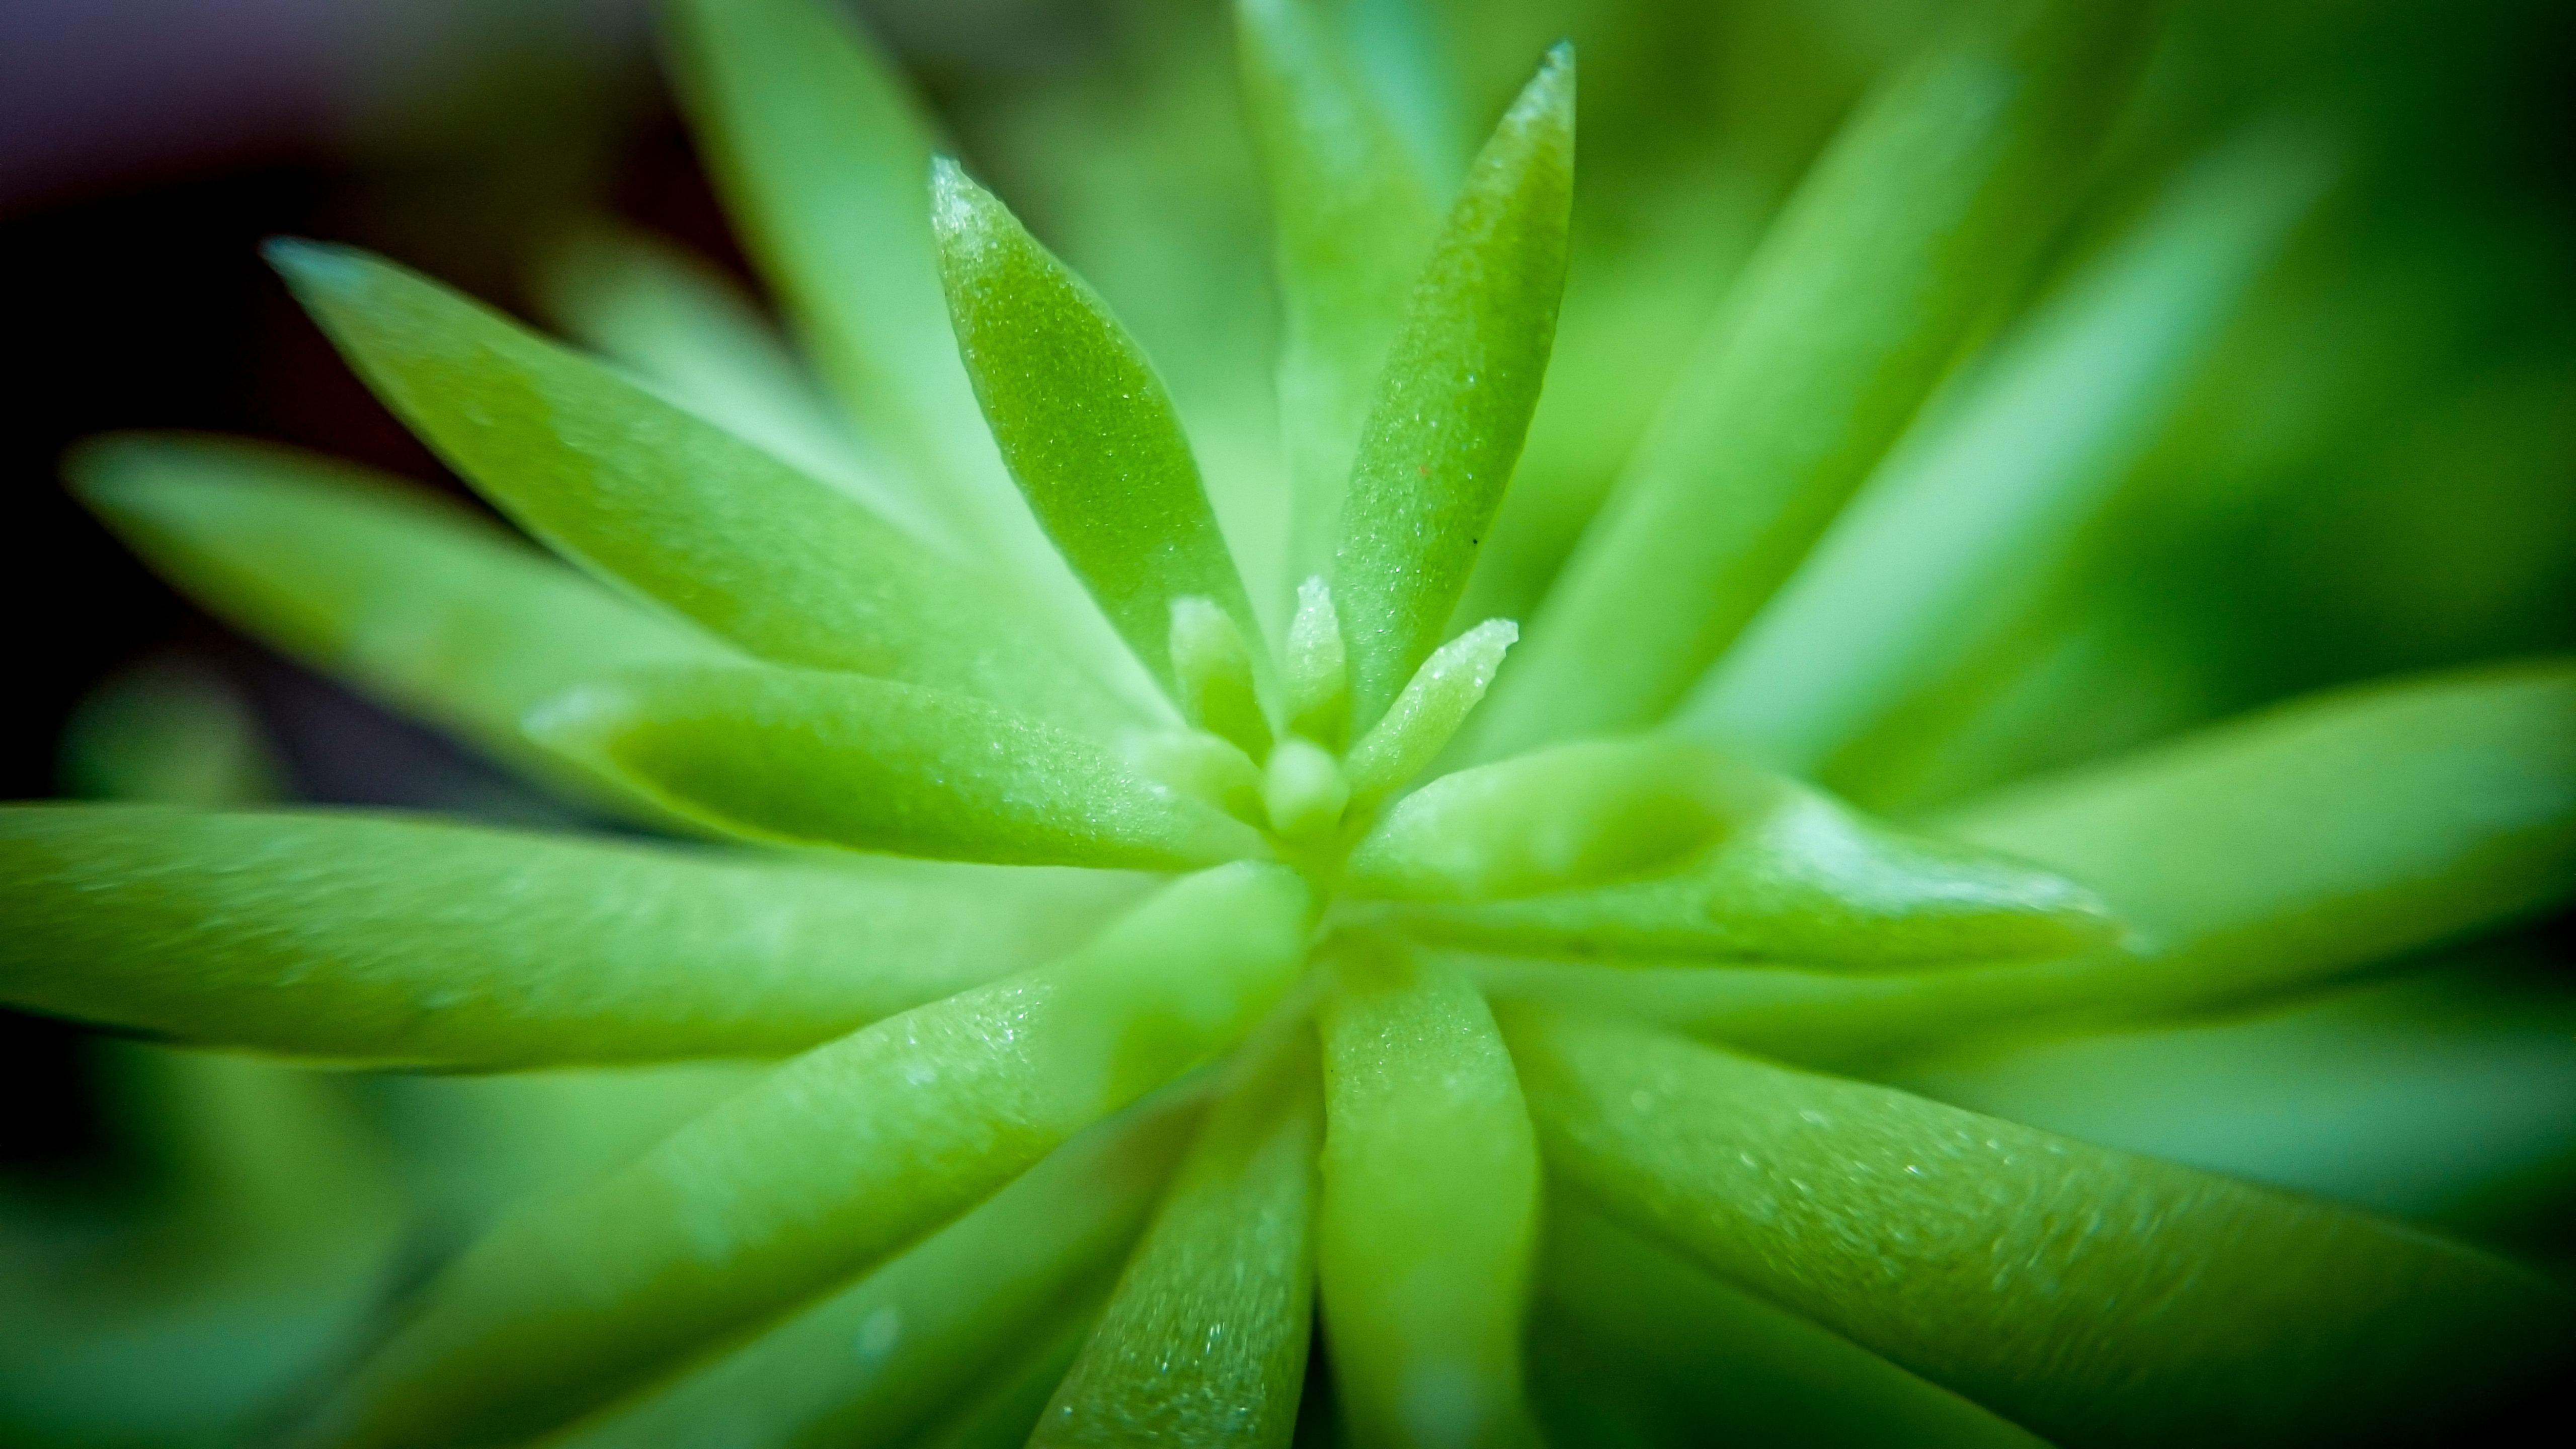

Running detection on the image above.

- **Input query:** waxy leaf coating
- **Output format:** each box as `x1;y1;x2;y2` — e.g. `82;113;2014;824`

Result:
934;162;1263;698
1503;1005;2574;1447
300;865;1311;1449
268;240;1125;731
532;665;1266;869
1316;936;1542;1449
0;804;1141;1068
1331;45;1573;731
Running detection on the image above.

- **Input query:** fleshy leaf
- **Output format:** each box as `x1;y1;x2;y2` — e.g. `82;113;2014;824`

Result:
266;240;1128;732
1330;44;1573;730
916;1308;1103;1449
1470;662;2576;1065
1283;576;1352;747
1539;1198;2048;1448
1032;1037;1319;1447
1341;618;1515;811
1315;934;1542;1449
1236;0;1445;587
1170;597;1276;759
1358;739;2117;965
1262;737;1350;845
932;162;1262;700
547;1090;1201;1449
530;665;1266;869
1502;1005;2575;1447
660;0;994;528
0;804;1142;1068
72;435;723;804
530;223;938;534
297;864;1312;1449
1679;122;2338;773
1475;0;2147;760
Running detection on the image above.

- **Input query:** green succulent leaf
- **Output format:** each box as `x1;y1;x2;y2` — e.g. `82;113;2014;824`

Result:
1330;44;1573;730
0;804;1142;1068
1478;0;2149;758
660;0;993;525
530;665;1266;869
1341;618;1516;812
932;163;1263;698
1539;1198;2048;1449
265;240;1126;731
1504;1004;2575;1447
1236;0;1445;586
1680;121;2340;773
1362;738;2118;965
70;435;723;807
547;1090;1202;1449
1472;662;2576;1063
919;1308;1105;1449
530;223;934;534
1032;1037;1319;1447
1315;934;1541;1449
297;864;1311;1449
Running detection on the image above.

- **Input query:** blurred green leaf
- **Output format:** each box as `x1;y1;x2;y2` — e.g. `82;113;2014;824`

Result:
1331;44;1572;730
266;241;1128;732
56;656;284;809
531;665;1266;868
298;864;1311;1449
1680;121;2339;773
1033;1038;1318;1447
548;1090;1200;1449
0;804;1143;1067
531;224;943;536
1503;1004;2574;1447
1538;1198;2047;1449
916;1306;1103;1449
933;163;1263;700
1478;0;2147;759
1365;739;2116;965
72;435;722;806
1237;0;1445;587
1315;934;1541;1449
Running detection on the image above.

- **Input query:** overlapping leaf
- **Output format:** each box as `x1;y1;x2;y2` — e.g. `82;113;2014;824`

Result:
1504;1004;2574;1446
0;804;1141;1067
1478;0;2150;758
531;665;1264;868
267;241;1127;731
298;865;1310;1449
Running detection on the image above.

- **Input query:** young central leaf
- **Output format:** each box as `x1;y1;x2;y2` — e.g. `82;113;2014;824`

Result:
933;161;1263;702
1330;44;1573;731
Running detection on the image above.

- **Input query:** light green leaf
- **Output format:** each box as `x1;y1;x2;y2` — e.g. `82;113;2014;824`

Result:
1475;0;2147;760
1502;1005;2574;1447
1331;44;1572;730
266;240;1126;732
1316;934;1541;1449
1033;1037;1318;1447
1896;962;2576;1239
1341;618;1515;811
1284;576;1352;747
1940;660;2576;996
71;434;723;802
546;1090;1200;1449
0;804;1142;1067
1472;662;2576;1066
1360;739;2117;965
531;665;1265;868
1170;597;1276;758
531;223;939;535
297;864;1312;1449
932;162;1262;699
1236;0;1445;587
660;0;991;526
1539;1198;2048;1449
1679;122;2338;773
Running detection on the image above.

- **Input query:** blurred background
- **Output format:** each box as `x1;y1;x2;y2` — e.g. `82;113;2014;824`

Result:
4;1;2573;1443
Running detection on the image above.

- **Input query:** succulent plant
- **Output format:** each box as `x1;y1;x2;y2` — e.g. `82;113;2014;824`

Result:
6;0;2574;1445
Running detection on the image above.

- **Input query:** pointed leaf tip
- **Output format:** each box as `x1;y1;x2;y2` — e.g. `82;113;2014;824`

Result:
1329;43;1574;730
931;164;1260;703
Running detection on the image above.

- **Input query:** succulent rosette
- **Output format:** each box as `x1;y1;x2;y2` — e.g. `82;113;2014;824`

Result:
6;0;2574;1445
